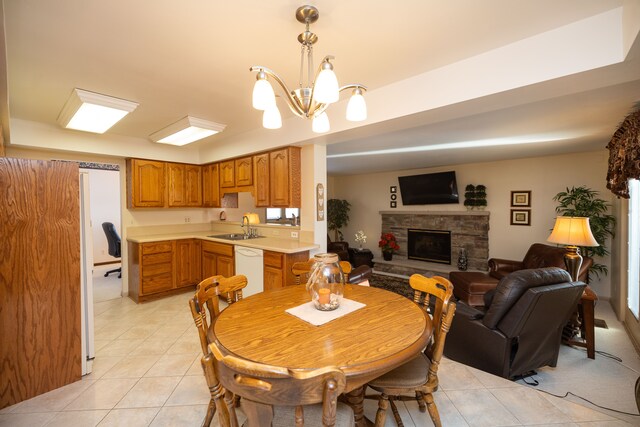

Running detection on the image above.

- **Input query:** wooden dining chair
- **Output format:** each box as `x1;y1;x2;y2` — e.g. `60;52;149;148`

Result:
292;258;352;286
366;274;456;427
210;341;355;427
189;274;248;427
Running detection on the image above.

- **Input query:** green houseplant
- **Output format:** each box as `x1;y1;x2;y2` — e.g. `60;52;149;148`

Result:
327;199;351;241
475;185;487;210
464;184;476;210
553;186;616;280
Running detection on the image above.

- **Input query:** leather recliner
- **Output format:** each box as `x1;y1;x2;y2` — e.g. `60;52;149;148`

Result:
444;267;586;379
327;235;350;262
450;243;592;306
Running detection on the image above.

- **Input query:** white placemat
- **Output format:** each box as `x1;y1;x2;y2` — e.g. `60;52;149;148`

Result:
285;298;366;326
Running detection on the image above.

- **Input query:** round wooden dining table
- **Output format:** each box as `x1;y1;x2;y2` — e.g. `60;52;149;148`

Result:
213;284;432;427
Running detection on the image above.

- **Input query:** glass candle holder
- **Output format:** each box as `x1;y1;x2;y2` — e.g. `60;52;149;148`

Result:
306;253;345;311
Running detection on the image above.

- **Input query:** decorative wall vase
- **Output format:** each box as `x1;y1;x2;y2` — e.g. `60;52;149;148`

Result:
457;248;468;271
383;251;393;261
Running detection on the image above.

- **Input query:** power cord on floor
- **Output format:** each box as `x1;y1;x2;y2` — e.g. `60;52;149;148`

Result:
518;371;640;417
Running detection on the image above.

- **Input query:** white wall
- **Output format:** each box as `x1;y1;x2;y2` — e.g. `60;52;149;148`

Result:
81;168;121;264
329;150;615;298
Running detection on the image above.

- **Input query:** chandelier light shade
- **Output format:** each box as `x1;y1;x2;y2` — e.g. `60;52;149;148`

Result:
250;5;367;133
547;216;599;281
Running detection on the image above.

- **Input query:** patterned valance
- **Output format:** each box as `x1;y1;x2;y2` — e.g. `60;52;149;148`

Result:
606;109;640;198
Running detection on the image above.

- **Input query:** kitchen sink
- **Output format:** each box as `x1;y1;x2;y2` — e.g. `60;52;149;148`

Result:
208;233;265;241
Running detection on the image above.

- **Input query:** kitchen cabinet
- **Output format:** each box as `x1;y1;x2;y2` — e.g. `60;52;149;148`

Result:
269;147;301;207
167;163;202;207
202;163;221;207
176;239;202;287
127;158;165;208
220;160;235;188
128;240;175;302
263;250;309;291
235;156;253;187
201;241;235;279
253;153;269;207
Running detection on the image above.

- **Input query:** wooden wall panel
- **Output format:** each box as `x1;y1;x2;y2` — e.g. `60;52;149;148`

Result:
0;158;81;409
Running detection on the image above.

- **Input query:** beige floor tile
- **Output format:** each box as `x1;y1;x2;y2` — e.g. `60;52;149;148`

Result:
165;375;210;406
64;379;138;410
490;386;573;424
465;364;519;389
0;412;56;426
117;325;159;340
575;422;635;426
149;404;209;427
10;379;96;413
83;356;124;380
437;359;485;391
96;339;140;357
446;389;520;427
145;354;196;377
165;339;201;356
128;338;178;356
97;407;160;426
101;355;161;379
186;354;204;376
45;410;108;427
116;377;181;409
94;325;132;341
539;393;617;423
149;325;191;340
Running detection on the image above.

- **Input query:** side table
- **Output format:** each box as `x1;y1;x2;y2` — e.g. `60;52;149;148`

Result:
565;286;597;359
349;248;374;268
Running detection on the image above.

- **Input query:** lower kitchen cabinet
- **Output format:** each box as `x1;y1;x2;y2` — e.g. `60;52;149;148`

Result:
176;239;202;287
201;241;235;279
263;250;309;291
128;240;175;303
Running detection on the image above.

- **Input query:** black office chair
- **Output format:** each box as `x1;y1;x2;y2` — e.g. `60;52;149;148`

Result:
102;222;122;278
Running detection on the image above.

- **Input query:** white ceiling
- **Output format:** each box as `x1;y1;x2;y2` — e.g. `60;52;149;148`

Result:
3;0;640;175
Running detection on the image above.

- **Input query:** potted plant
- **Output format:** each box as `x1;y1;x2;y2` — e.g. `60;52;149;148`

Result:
327;199;351;242
464;184;476;210
553;186;616;280
354;230;367;250
378;232;400;261
475;184;487;210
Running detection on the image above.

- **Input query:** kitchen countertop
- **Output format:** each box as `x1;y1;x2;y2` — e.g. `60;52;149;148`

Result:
126;232;319;254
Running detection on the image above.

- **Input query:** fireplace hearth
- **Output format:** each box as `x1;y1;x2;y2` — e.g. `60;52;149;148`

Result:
408;229;451;264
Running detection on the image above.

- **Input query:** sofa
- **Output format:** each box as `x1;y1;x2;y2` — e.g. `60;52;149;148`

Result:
444;267;586;379
449;243;593;306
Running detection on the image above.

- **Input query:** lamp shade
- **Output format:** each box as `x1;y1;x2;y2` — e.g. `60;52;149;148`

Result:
346;88;367;121
252;78;276;110
547;216;599;247
262;104;282;129
313;67;339;104
312;112;330;133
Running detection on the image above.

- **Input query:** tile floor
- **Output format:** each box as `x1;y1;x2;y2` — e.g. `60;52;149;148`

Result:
1;284;639;426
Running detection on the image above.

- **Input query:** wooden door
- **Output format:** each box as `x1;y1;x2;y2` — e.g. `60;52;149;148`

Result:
175;239;193;287
220;160;235;188
185;165;203;206
269;148;290;206
167;163;186;207
190;240;202;283
264;266;284;291
202;163;220;207
128;159;165;207
217;256;235;278
0;158;81;408
235;156;253;187
202;250;217;279
253;153;269;207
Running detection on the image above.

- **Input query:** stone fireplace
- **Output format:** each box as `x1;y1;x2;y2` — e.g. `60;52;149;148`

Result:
377;210;489;277
407;229;451;264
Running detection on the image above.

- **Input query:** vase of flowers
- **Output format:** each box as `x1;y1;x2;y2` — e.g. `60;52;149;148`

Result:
354;230;367;249
378;232;400;261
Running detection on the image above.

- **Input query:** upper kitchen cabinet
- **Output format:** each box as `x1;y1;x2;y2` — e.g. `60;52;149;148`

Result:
127;159;166;208
202;163;221;207
253;153;269;207
270;147;301;207
167;163;202;207
235;157;253;187
220;160;235;188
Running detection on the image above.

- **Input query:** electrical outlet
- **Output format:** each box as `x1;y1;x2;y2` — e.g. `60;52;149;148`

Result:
291;231;299;238
184;217;191;223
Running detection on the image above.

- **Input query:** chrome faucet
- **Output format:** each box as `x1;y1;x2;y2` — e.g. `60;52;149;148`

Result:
242;215;250;237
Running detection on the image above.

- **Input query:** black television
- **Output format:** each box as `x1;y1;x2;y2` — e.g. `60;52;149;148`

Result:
398;171;459;205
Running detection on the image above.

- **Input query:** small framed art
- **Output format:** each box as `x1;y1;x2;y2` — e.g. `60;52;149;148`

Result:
510;209;530;226
390;186;397;193
511;191;531;207
390;201;397;208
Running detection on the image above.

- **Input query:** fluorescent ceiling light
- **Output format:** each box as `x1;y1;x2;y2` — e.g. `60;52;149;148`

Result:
57;88;138;134
326;134;579;159
150;116;226;146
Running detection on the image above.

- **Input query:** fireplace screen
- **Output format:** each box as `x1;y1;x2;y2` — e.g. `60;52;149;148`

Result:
407;229;451;264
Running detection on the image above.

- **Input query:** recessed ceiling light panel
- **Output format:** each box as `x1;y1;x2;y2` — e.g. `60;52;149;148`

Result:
57;88;138;134
150;116;226;146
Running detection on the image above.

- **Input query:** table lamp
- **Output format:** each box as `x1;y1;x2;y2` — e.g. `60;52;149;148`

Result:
547;216;599;281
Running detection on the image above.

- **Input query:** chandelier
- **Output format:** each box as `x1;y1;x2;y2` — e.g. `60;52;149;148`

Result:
250;5;367;133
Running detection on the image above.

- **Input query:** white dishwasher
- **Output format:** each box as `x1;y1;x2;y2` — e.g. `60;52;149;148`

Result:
234;246;264;297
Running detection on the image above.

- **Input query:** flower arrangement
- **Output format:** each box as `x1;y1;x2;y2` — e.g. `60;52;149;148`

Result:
378;232;400;253
354;230;367;248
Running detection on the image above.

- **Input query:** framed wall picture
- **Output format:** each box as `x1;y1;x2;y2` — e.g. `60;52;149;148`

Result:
511;191;531;207
390;193;397;201
390;201;397;208
316;183;324;221
390;186;397;193
510;209;531;226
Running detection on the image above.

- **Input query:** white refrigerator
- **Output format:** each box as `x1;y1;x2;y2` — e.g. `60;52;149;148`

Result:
79;172;95;375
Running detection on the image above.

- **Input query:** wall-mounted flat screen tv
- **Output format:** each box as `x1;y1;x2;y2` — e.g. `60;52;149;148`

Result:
398;171;459;205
